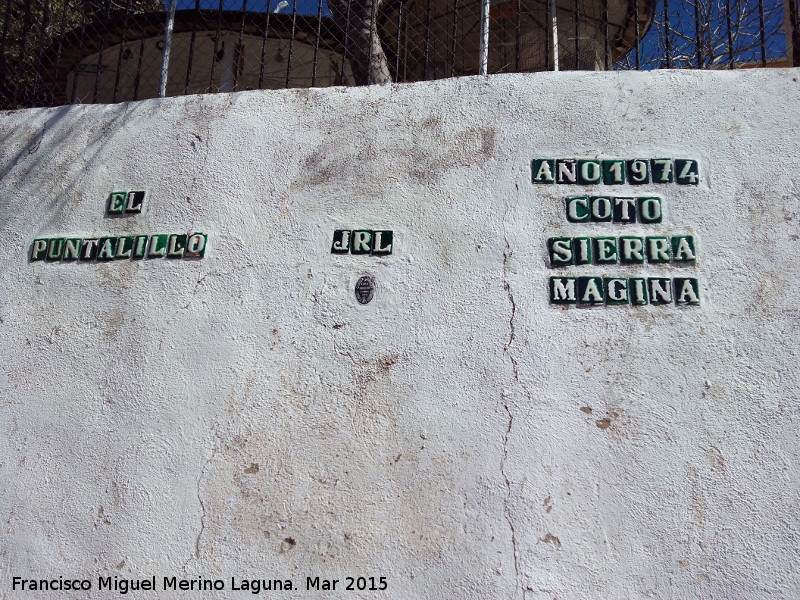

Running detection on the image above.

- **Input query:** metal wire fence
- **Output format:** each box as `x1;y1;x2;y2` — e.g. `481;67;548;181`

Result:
1;0;797;108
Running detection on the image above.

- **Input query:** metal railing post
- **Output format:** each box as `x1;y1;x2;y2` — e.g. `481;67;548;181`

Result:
550;0;559;70
479;0;490;75
791;0;800;67
159;0;178;98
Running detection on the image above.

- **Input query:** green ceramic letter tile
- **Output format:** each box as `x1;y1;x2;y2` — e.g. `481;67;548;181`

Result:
672;235;697;263
30;239;48;261
629;278;649;305
532;159;555;184
62;238;82;261
125;191;145;213
565;197;590;223
80;239;99;260
602;160;626;185
185;233;208;258
108;191;127;214
605;278;630;305
132;236;149;259
674;278;701;305
115;237;134;259
646;237;671;263
46;238;64;261
613;197;637;223
350;230;373;254
619;237;645;264
675;159;700;185
589;197;613;222
331;230;351;254
578;276;605;305
573;237;592;265
550;277;577;304
593;237;618;265
167;234;187;258
548;237;574;267
651;159;674;183
648;278;673;304
638;197;663;223
578;160;602;185
556;159;578;184
372;230;394;255
97;237;117;261
148;235;168;258
627;159;650;185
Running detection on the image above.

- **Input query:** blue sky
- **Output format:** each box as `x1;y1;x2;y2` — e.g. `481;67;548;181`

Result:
174;0;330;15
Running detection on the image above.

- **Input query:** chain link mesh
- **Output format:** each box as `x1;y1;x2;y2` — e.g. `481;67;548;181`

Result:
1;0;796;108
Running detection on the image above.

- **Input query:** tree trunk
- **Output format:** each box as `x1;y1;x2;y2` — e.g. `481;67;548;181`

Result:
328;0;394;85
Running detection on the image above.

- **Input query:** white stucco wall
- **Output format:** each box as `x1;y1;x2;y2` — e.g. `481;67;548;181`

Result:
0;70;798;600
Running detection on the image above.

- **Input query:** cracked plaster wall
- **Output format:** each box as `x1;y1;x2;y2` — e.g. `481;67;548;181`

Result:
0;70;798;599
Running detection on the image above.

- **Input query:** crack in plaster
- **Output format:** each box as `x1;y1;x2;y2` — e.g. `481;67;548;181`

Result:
501;229;525;599
332;336;357;364
188;102;213;199
183;436;219;572
182;262;258;309
194;464;209;562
